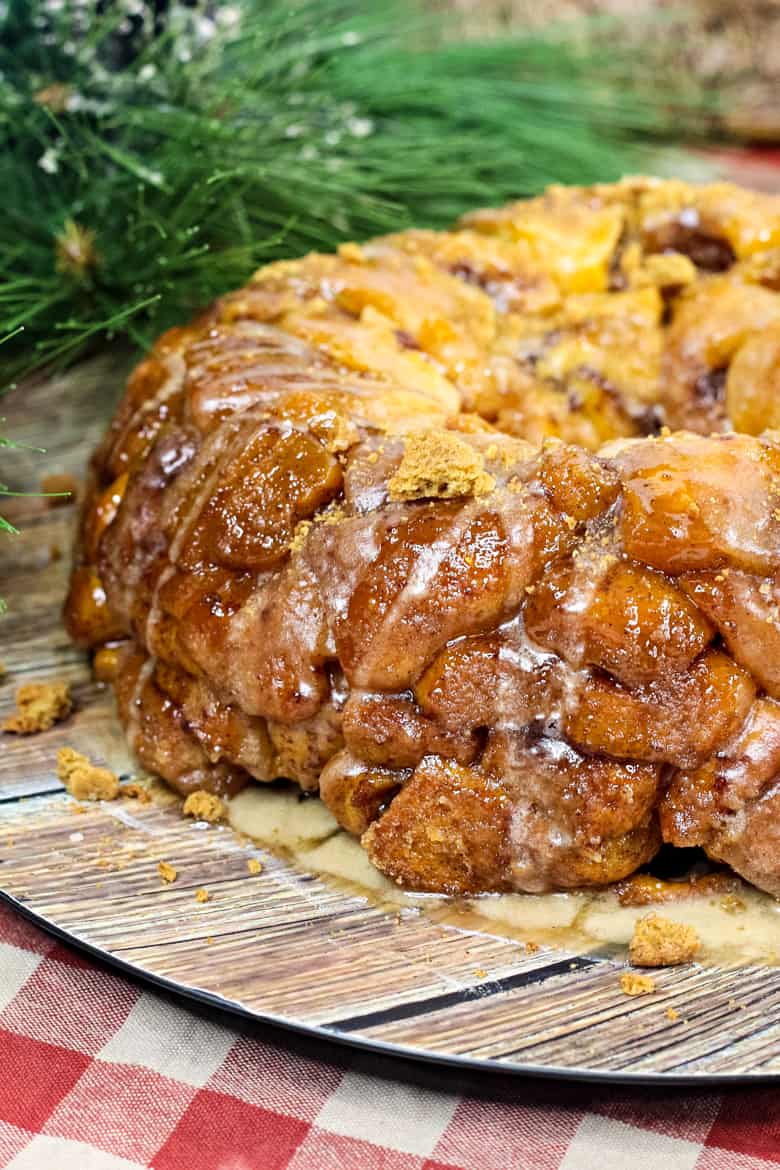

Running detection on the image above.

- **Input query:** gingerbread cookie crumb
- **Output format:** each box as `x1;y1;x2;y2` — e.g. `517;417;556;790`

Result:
157;860;178;883
619;971;656;997
388;430;495;501
629;913;701;967
122;782;152;804
247;858;264;875
195;888;210;903
182;790;226;824
3;681;72;734
288;520;312;555
57;747;119;801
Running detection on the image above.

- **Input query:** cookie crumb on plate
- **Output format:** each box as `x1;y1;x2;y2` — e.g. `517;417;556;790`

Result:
57;746;119;801
629;912;701;967
620;971;656;997
3;681;71;734
157;860;178;883
182;790;226;823
122;781;152;804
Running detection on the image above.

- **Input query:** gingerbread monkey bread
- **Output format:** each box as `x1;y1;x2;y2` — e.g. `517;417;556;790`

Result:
65;177;780;897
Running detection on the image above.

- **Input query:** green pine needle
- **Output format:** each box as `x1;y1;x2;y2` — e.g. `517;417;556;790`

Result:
0;0;716;384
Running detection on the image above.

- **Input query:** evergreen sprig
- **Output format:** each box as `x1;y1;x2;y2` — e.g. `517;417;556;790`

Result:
1;0;716;386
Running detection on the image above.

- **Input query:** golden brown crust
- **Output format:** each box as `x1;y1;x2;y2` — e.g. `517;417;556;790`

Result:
615;871;739;907
319;752;409;837
64;177;780;896
363;758;514;895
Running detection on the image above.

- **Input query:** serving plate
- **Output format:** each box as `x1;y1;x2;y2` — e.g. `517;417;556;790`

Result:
3;355;780;1084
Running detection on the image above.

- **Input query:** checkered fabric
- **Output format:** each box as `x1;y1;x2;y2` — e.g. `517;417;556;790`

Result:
1;902;779;1170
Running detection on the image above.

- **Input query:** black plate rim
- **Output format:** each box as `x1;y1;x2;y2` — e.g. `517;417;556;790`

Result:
3;887;778;1088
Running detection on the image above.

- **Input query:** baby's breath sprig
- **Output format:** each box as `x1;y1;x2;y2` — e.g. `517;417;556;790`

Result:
0;0;716;388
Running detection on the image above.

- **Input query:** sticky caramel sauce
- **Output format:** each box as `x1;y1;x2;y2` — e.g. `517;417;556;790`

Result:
228;784;780;965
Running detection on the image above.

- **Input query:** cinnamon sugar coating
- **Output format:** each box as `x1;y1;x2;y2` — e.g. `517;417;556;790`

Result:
65;177;780;896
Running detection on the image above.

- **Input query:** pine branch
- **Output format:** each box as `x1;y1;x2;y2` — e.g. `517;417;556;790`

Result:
0;0;717;387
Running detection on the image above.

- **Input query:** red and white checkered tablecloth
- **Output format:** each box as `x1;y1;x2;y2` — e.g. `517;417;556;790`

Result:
1;902;780;1170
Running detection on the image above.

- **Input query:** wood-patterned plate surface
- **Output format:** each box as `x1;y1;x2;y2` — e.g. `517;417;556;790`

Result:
3;357;780;1084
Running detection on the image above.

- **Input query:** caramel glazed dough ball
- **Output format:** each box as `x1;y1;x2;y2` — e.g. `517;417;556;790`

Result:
66;176;780;897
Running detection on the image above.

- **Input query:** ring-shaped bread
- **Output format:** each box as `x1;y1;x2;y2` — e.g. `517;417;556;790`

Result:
66;177;780;896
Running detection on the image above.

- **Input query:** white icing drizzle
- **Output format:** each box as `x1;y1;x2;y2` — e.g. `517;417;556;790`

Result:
347;502;479;688
125;655;157;754
494;616;556;730
129;352;186;429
